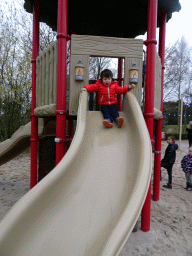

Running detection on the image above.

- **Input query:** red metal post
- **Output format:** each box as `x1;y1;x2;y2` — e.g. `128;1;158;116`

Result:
117;58;123;111
55;0;68;165
141;0;158;232
30;0;39;189
153;10;167;201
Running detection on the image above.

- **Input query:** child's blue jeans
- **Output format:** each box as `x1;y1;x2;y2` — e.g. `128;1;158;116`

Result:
100;104;119;123
185;173;192;187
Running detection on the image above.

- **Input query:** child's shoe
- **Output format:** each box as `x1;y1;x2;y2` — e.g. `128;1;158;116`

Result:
163;183;172;189
116;117;124;128
103;119;113;128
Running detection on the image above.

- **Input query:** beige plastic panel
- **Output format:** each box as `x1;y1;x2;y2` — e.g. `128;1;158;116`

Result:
142;51;162;112
69;54;89;115
34;103;57;117
0;91;152;256
69;34;143;116
36;41;70;111
36;41;58;108
71;35;143;57
154;52;162;111
124;57;143;105
154;107;162;120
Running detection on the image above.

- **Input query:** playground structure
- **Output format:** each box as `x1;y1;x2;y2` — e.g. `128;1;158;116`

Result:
0;0;181;255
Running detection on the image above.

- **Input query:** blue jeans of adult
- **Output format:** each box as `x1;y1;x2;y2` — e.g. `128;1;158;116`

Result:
161;162;173;185
100;104;119;123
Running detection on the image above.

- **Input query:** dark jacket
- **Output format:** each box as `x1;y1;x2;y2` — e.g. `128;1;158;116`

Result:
186;128;192;140
161;143;178;167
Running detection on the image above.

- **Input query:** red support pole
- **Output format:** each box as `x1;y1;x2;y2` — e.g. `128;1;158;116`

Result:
153;10;167;201
117;58;123;111
55;0;68;165
141;0;158;232
30;0;39;189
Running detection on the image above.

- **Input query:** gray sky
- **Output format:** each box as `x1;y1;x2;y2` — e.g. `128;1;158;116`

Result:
166;0;192;47
136;0;192;48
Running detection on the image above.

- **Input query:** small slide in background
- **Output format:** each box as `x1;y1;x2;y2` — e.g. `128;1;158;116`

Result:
0;91;152;256
0;120;44;166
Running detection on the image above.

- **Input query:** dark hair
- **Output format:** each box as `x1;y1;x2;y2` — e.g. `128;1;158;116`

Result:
168;136;176;143
100;69;113;80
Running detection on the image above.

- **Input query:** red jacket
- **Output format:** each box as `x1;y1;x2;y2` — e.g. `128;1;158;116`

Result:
84;79;129;106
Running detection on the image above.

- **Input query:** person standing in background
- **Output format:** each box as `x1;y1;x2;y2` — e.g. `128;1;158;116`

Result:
186;122;192;148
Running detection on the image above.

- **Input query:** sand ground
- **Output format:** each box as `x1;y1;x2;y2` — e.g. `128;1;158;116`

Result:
0;140;192;255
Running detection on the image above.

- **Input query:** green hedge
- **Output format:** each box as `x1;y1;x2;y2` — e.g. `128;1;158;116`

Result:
162;125;188;140
165;132;188;140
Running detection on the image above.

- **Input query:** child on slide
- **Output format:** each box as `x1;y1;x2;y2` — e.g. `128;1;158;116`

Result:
81;69;135;128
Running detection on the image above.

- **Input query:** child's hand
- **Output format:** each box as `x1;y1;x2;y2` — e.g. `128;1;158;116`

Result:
129;84;135;90
81;88;87;92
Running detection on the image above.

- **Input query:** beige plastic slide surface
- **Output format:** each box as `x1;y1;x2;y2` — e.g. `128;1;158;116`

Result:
0;91;152;256
0;120;44;166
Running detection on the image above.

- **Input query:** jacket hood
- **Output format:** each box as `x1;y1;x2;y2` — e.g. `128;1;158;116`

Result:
171;143;178;150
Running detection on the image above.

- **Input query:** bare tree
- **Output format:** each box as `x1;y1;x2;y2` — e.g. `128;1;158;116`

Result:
164;37;191;101
89;57;113;80
0;0;57;140
0;0;118;140
164;37;192;125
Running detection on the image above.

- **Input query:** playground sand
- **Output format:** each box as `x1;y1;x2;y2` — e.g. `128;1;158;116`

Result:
0;141;192;255
0;148;31;221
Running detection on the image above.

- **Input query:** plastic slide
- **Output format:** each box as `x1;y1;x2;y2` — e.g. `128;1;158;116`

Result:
0;120;44;166
0;91;152;256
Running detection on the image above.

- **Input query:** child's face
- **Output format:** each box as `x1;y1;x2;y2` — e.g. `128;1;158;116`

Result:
102;76;112;86
167;137;174;144
188;149;192;156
